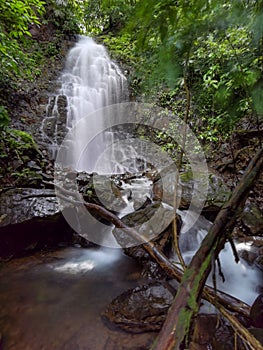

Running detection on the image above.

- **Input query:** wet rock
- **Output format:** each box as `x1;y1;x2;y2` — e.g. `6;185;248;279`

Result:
123;226;175;280
190;313;251;350
211;322;239;350
0;188;59;226
91;174;126;212
190;314;218;349
184;172;231;220
251;237;263;250
71;171;93;188
27;160;42;171
116;205;180;279
250;294;263;328
0;188;75;259
102;282;175;333
56;95;68;144
76;172;142;213
239;249;258;265
153;170;231;220
255;256;263;271
236;237;263;265
113;202;174;248
241;203;263;236
103;294;249;348
152;169;177;207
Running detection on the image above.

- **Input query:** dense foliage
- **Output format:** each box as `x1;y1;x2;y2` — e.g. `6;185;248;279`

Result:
0;0;45;83
0;0;83;88
0;0;83;126
0;0;262;153
95;0;263;143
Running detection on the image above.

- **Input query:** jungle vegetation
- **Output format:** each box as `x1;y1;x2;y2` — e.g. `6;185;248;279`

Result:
1;0;262;146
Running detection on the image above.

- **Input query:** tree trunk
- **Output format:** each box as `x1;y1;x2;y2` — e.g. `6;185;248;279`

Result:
151;148;263;350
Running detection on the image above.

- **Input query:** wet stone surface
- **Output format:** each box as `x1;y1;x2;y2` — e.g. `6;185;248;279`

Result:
241;203;263;236
0;188;59;227
102;282;175;333
0;188;76;259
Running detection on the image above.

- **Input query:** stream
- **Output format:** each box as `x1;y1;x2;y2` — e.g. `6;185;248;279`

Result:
0;247;156;350
0;216;261;349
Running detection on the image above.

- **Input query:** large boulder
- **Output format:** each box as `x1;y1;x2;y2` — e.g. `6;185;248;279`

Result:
103;285;245;350
0;171;152;259
153;170;231;220
113;202;174;247
0;188;75;259
112;202;178;279
102;282;175;333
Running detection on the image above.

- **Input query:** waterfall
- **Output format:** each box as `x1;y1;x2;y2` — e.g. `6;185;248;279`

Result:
61;36;127;127
44;36;128;172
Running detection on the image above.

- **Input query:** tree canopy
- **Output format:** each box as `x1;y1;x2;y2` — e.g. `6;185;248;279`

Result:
0;0;45;82
92;0;263;141
1;0;262;140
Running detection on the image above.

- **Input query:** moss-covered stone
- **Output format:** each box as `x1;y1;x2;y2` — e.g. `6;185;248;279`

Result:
241;203;263;236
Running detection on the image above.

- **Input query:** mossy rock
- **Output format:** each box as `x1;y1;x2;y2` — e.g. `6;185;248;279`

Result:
241;204;263;236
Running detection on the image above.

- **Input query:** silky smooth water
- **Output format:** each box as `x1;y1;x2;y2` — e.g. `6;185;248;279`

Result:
61;36;127;172
0;247;155;350
38;37;261;347
61;37;126;123
177;210;262;305
44;36;128;172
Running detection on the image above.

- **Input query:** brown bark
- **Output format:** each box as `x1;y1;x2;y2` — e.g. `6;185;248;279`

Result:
234;129;263;140
151;148;263;350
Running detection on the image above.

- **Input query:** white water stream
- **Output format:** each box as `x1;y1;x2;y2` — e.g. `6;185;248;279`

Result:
177;211;261;305
44;36;128;172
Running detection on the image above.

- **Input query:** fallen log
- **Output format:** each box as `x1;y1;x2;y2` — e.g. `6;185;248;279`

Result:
55;181;250;316
151;147;263;350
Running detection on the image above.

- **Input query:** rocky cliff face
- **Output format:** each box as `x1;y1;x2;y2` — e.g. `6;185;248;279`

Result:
4;36;74;152
0;25;76;188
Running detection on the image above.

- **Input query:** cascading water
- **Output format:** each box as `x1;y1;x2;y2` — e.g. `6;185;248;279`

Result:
43;36;128;172
176;211;261;305
62;37;127;122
